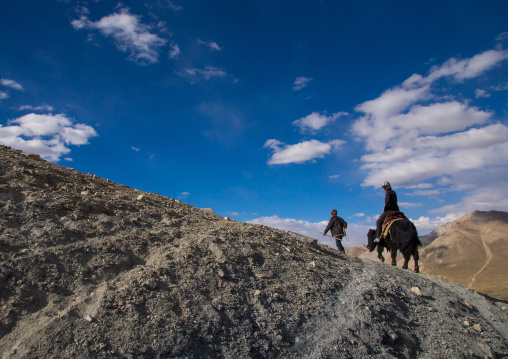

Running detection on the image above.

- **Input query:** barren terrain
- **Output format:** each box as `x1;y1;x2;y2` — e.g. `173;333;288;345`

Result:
1;145;507;358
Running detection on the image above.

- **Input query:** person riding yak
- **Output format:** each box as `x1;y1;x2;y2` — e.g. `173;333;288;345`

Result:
374;181;399;243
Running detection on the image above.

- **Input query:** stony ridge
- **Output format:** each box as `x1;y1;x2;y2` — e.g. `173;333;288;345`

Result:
0;145;507;358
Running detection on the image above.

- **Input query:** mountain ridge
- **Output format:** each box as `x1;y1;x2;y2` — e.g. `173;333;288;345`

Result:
1;145;507;358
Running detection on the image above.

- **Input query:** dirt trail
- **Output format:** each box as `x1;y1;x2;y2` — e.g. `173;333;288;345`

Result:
468;229;493;288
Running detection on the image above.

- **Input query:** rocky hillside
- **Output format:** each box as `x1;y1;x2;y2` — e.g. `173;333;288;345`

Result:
0;145;507;358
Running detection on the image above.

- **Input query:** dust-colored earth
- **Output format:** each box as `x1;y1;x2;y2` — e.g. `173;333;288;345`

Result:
1;145;507;358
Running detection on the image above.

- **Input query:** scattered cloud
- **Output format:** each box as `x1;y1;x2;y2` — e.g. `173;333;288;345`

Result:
292;111;347;133
347;44;508;231
351;46;508;189
264;139;345;165
168;43;180;59
178;66;229;82
399;202;423;208
329;174;340;179
72;7;167;65
159;0;182;11
475;89;491;98
18;105;55;112
425;49;508;83
430;171;508;215
248;215;370;247
0;113;97;162
1;78;24;91
408;189;443;196
411;213;461;233
293;77;312;91
197;39;221;51
131;146;140;151
406;183;433;189
351;213;365;217
178;191;190;199
0;92;8;100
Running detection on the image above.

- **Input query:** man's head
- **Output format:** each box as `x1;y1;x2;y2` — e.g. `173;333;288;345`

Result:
331;209;337;216
381;181;391;190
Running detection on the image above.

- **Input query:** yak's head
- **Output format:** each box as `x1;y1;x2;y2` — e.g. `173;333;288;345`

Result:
366;229;377;252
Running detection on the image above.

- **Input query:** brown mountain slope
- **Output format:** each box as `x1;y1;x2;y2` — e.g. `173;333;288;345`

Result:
1;145;508;358
422;210;508;300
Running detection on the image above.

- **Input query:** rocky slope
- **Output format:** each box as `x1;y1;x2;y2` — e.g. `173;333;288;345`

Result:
0;145;507;358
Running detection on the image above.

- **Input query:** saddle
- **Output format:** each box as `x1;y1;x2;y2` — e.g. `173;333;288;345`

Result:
381;211;406;240
383;211;405;224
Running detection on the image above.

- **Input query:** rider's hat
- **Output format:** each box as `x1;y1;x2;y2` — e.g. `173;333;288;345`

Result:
381;181;391;189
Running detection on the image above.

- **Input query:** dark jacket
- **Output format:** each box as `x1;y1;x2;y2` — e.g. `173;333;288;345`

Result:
384;189;399;212
324;215;347;238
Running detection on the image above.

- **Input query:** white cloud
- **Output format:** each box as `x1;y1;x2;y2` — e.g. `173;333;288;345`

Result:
293;77;312;91
18;105;55;112
351;213;365;217
430;172;508;215
178;192;190;199
399;202;423;208
178;66;229;82
292;111;347;133
0;92;8;100
163;0;182;11
0;113;97;162
411;213;461;233
168;43;180;59
406;183;433;189
475;89;491;98
197;39;221;51
264;139;345;165
1;78;24;91
348;44;508;234
354;85;431;122
329;174;340;179
353;46;508;189
426;49;508;83
248;215;371;247
408;189;442;196
72;8;167;65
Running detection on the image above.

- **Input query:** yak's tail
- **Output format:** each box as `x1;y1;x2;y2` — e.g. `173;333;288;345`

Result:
401;221;421;258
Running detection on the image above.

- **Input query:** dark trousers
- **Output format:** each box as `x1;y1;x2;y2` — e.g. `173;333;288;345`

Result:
335;237;345;252
376;210;393;238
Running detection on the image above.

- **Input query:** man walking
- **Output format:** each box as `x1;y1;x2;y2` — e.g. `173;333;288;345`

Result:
323;209;347;254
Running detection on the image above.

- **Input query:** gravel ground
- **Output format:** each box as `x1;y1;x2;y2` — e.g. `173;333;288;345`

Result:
1;145;507;358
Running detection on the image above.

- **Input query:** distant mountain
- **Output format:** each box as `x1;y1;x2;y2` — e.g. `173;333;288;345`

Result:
421;210;508;300
353;210;508;300
344;244;368;257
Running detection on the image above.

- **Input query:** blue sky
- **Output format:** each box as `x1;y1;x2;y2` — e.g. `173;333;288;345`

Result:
1;0;508;247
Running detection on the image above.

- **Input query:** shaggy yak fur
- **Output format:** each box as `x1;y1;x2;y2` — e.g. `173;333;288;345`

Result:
367;218;422;273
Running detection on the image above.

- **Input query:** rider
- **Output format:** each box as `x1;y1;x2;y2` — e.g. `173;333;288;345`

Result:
323;209;348;254
374;181;399;243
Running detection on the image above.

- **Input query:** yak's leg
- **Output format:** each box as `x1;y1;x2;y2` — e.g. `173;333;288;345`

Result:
377;246;385;262
402;255;409;269
413;249;420;273
391;249;397;266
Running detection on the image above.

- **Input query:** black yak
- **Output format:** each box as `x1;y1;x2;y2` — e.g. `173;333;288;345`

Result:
366;216;421;273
